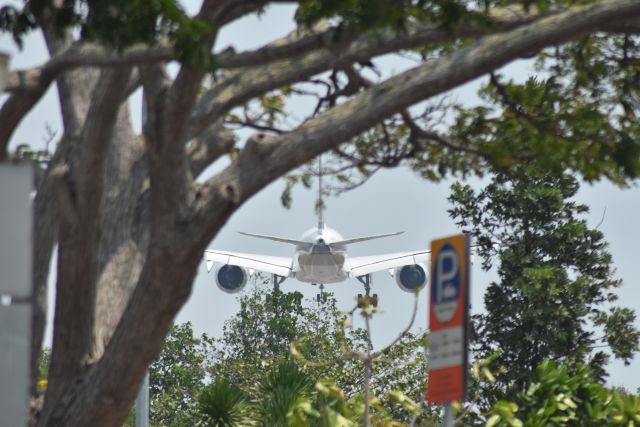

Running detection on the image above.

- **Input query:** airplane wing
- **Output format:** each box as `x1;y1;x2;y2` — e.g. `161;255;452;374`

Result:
347;250;430;278
204;250;293;277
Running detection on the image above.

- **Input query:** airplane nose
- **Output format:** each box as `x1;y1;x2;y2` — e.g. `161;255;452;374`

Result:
317;238;326;245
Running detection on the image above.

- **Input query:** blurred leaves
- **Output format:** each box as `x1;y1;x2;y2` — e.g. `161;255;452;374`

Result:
484;361;640;427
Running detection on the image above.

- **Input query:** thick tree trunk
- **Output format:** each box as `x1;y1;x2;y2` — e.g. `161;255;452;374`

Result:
38;65;144;423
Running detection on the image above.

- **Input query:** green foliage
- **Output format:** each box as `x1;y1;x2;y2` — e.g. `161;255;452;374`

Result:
145;285;436;426
1;0;214;67
150;321;216;426
200;361;362;427
199;379;253;427
257;361;315;426
294;0;491;35
208;285;362;393
485;360;640;427
207;284;437;425
201;355;430;427
448;170;640;405
449;31;640;183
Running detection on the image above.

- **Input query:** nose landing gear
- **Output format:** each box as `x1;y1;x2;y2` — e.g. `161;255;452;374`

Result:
314;283;328;303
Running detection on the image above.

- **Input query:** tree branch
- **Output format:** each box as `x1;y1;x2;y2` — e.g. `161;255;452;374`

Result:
194;0;640;229
165;0;220;146
185;9;541;141
400;110;485;157
3;43;174;93
0;85;49;161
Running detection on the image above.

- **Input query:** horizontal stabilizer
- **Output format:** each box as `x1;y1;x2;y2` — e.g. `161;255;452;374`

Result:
239;231;312;247
204;249;292;277
331;231;404;247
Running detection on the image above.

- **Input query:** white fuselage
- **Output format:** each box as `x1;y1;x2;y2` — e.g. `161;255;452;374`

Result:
293;225;348;283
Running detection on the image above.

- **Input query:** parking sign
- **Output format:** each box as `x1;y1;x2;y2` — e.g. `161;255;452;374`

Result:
427;234;469;404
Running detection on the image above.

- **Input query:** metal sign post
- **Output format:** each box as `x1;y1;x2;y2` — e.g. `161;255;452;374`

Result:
426;234;470;425
0;164;33;426
443;404;454;427
135;370;149;427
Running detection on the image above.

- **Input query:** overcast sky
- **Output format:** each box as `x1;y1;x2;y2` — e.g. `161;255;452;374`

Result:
1;2;638;393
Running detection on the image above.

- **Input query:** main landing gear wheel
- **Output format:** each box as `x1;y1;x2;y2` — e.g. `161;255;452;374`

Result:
356;274;378;307
357;293;379;307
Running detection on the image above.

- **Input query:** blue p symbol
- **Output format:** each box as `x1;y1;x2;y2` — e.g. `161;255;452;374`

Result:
433;245;459;304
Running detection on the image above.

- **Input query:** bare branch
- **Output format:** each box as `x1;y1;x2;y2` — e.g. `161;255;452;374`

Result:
214;21;337;69
30;133;71;392
3;43;174;93
400;111;485;157
226;118;287;135
0;85;49;161
165;0;220;146
185;9;542;141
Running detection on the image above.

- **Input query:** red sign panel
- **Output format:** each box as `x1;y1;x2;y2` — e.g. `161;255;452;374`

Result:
426;234;470;404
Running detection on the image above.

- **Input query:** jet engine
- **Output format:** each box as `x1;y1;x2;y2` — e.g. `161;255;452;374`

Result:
393;264;427;292
216;265;249;293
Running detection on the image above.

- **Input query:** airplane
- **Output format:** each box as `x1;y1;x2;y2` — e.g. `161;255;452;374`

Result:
204;156;430;299
203;203;430;299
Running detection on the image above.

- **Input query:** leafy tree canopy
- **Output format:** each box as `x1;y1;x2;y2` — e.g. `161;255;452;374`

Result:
146;284;436;426
149;321;216;426
449;169;640;406
209;284;433;423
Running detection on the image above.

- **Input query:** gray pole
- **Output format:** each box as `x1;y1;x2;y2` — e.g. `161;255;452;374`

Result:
443;403;454;427
135;370;149;427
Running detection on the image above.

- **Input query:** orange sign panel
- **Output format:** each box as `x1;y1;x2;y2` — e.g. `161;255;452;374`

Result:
426;234;469;404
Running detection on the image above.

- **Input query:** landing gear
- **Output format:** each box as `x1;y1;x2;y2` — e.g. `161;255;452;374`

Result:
356;274;372;295
272;274;286;290
356;274;378;307
315;283;328;303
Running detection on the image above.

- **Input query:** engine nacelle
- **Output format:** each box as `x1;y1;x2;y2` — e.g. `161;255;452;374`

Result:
394;264;427;293
216;265;249;293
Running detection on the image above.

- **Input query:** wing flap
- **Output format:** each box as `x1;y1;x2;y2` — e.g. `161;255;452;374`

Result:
347;250;430;277
204;250;293;277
